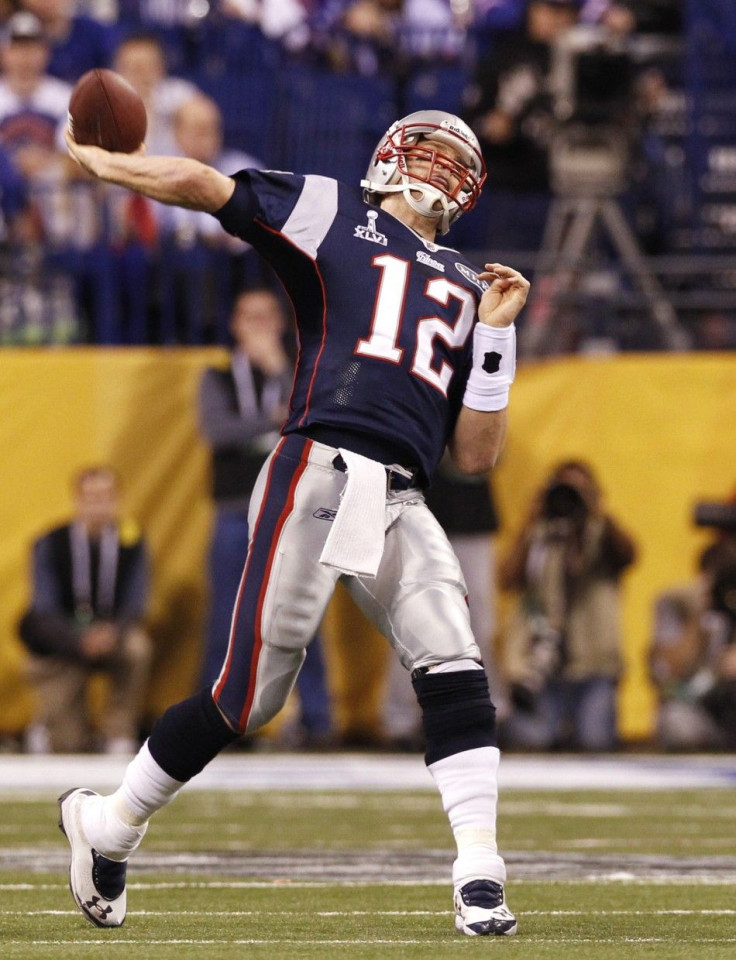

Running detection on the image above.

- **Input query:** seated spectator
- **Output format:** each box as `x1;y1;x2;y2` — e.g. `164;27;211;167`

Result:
22;0;119;83
157;93;259;252
0;12;70;189
19;466;153;754
112;31;199;155
0;11;82;341
498;460;637;751
650;536;736;751
103;32;201;341
154;93;262;342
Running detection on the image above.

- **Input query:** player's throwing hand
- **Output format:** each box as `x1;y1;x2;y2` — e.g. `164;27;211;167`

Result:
477;262;530;328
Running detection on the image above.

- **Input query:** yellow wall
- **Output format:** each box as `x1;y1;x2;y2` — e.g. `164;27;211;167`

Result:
0;348;221;730
0;350;733;741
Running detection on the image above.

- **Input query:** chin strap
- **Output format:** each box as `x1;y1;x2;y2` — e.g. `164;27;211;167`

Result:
401;178;453;235
361;178;455;235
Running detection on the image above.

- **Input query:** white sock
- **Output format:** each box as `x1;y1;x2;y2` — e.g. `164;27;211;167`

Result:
80;794;147;862
112;741;185;823
428;746;506;887
81;741;184;860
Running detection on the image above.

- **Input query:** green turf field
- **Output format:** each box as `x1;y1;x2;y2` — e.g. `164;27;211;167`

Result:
2;784;736;958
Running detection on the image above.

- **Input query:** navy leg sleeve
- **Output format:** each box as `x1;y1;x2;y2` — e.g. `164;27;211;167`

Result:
147;688;240;782
412;668;497;766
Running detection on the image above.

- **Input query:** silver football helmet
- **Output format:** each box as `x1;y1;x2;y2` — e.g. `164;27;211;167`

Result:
361;110;486;235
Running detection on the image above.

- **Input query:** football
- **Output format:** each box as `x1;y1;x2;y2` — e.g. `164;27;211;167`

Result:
68;69;147;154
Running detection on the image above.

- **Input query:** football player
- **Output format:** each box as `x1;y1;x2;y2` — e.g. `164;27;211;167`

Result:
61;109;528;937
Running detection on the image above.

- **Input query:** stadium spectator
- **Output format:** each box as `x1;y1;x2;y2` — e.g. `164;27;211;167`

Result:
498;459;637;751
0;12;69;187
198;287;334;747
19;466;153;755
112;31;199;155
650;535;736;751
21;0;119;83
154;93;261;342
0;10;83;342
105;32;201;341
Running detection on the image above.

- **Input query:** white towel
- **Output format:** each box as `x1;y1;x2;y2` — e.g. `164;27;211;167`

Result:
319;448;387;578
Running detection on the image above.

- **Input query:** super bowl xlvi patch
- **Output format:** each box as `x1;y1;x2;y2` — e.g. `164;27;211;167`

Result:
354;210;387;246
416;250;444;272
455;262;488;292
313;508;337;521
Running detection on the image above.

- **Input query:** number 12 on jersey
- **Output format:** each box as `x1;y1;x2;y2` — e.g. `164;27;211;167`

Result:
355;254;477;397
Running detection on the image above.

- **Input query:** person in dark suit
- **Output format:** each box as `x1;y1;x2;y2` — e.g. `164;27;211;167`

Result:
20;466;152;754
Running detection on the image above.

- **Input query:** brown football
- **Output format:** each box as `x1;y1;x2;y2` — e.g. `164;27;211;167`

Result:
68;69;147;153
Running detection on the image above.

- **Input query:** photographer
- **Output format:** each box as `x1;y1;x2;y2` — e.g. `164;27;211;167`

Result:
650;526;736;751
498;460;637;751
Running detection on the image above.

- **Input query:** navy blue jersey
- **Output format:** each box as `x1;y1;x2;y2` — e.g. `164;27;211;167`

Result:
215;171;488;484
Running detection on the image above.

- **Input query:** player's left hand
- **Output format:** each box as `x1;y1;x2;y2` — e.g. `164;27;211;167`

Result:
477;262;530;328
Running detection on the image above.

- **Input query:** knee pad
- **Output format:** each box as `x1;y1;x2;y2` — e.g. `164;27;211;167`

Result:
148;687;240;782
412;667;496;766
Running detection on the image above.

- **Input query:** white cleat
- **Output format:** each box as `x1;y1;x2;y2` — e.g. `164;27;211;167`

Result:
58;788;128;928
454;878;518;936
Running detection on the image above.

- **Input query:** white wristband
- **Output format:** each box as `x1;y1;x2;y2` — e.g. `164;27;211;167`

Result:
462;322;516;412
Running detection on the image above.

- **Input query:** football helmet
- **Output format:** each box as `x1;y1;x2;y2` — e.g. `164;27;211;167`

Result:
361;110;486;235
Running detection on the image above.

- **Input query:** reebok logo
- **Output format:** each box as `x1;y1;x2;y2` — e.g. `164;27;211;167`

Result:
313;508;337;521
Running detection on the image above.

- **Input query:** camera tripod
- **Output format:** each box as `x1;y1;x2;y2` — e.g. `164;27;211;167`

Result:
520;153;691;357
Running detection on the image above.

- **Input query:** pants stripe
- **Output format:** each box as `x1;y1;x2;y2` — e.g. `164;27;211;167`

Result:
213;438;284;705
238;441;311;729
213;436;313;731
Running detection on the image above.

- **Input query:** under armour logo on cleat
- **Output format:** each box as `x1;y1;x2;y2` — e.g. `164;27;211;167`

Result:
85;896;113;919
482;351;502;374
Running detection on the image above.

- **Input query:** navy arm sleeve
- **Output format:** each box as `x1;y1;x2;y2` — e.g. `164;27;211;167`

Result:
212;175;260;240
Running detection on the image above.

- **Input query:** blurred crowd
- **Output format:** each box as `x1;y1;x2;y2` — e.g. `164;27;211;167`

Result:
0;0;731;351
